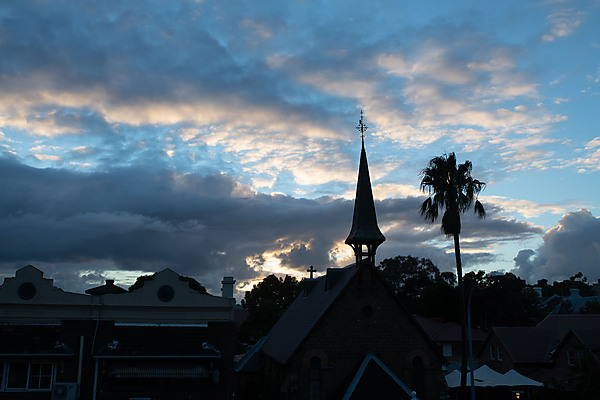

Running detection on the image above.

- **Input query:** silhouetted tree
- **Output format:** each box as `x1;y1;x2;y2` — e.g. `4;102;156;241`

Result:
378;255;457;319
466;271;543;329
543;272;595;297
238;274;304;342
419;152;485;400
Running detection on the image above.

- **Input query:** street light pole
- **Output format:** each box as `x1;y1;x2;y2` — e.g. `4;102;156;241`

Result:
467;283;476;400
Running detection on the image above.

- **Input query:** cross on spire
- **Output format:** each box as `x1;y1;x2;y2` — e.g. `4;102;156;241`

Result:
356;110;368;143
307;265;317;279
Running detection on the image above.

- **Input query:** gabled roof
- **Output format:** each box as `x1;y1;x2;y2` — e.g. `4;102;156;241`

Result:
490;327;555;363
261;264;359;365
235;336;268;373
552;328;600;365
414;316;486;342
345;142;385;246
261;263;444;367
85;279;127;295
342;353;415;400
537;314;600;343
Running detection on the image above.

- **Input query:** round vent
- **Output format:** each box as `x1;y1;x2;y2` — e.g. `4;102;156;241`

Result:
157;285;175;302
18;282;37;300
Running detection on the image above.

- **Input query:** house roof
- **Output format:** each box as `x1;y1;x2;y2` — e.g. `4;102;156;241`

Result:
260;264;359;365
235;336;267;373
537;314;600;343
490;327;555;363
571;328;600;349
85;279;127;295
414;316;487;342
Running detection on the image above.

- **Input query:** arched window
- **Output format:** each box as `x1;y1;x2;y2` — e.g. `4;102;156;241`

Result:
412;356;425;397
309;356;321;400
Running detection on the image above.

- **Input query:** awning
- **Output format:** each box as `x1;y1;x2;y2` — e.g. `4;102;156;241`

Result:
445;365;543;388
109;365;209;379
502;370;543;387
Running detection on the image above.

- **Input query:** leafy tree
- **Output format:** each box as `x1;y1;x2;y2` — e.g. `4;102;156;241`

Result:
578;299;600;314
238;274;304;342
378;255;457;319
466;271;542;329
543;273;595;297
419;152;486;400
128;273;207;294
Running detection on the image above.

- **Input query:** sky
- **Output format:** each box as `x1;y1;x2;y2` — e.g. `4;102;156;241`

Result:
1;0;599;298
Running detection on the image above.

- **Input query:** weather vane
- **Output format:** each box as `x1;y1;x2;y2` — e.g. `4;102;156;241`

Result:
356;110;368;143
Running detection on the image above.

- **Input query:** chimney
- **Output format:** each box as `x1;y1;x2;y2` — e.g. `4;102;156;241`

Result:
106;279;115;286
221;276;235;298
533;287;542;297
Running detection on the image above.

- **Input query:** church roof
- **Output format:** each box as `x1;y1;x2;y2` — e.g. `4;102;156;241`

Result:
345;141;385;246
260;264;359;365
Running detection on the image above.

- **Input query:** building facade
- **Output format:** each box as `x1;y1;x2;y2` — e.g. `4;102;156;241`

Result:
0;265;236;399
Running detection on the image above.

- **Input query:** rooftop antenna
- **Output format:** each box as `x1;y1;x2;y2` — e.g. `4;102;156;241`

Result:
356;110;368;145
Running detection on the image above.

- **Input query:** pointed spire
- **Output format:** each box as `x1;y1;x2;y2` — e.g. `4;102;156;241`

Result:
345;111;385;267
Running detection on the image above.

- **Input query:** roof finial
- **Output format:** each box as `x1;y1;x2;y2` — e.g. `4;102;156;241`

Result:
356;110;368;145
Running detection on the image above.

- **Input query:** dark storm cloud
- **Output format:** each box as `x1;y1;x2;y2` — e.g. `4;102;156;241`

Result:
0;156;541;294
513;209;600;283
0;156;351;292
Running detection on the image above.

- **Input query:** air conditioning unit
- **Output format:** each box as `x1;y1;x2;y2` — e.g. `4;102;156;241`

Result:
51;382;78;400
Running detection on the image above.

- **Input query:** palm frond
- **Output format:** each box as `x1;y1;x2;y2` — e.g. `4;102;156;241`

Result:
474;199;486;219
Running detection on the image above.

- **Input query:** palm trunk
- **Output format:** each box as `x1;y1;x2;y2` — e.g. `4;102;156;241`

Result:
454;233;469;400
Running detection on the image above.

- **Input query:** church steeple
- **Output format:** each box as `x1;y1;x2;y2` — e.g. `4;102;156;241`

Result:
345;111;385;267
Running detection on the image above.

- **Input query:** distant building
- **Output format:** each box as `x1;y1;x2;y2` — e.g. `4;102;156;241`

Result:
477;314;600;394
0;265;236;399
414;316;487;367
236;116;446;400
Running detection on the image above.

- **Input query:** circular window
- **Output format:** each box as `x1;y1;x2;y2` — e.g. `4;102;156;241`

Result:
18;282;37;300
361;305;374;319
157;285;175;302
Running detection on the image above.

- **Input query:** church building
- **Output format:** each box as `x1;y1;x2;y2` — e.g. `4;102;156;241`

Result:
236;114;446;400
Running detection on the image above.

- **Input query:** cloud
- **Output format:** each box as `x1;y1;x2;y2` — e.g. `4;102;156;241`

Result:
542;8;586;42
0;157;541;295
483;195;581;218
513;209;600;282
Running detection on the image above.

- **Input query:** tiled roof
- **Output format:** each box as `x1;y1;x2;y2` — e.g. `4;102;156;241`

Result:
260;264;359;365
537;314;600;343
493;327;555;363
414;316;486;342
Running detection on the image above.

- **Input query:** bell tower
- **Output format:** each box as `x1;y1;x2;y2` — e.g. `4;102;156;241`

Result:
345;111;386;266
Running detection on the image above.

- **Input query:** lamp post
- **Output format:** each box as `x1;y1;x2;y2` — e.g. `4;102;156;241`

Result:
467;283;476;400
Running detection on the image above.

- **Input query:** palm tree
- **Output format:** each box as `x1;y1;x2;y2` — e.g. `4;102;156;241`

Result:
419;152;485;400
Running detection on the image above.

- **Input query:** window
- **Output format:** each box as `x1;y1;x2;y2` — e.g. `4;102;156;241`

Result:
489;346;502;361
309;357;321;400
442;343;453;357
412;357;425;398
567;350;581;367
4;362;53;391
